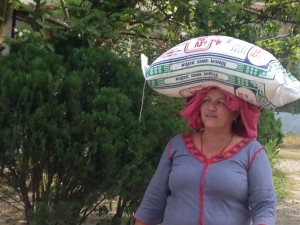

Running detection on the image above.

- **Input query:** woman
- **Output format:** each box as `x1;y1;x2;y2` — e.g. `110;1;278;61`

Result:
134;86;277;225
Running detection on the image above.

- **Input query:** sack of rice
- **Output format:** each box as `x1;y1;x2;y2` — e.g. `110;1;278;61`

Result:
141;35;300;109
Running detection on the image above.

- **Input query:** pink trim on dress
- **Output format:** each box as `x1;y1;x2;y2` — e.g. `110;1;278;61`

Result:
181;132;253;164
133;216;150;225
247;147;266;171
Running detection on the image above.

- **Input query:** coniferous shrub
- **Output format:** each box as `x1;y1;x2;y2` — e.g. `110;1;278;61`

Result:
0;43;177;224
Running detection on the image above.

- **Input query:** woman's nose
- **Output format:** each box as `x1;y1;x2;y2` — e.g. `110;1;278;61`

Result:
208;102;217;111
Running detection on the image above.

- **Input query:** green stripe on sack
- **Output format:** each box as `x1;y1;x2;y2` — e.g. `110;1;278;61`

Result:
233;76;260;89
146;65;171;77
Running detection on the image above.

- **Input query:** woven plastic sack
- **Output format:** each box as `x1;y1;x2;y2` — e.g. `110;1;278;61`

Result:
141;35;300;109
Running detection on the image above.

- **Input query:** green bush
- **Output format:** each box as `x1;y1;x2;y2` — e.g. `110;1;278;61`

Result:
265;138;280;168
258;109;283;146
272;168;289;201
264;139;289;201
0;43;177;224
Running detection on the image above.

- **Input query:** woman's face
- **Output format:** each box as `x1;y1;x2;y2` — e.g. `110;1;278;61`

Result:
200;89;237;130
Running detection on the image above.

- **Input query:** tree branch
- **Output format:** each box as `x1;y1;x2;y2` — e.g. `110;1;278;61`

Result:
243;4;299;24
59;0;69;20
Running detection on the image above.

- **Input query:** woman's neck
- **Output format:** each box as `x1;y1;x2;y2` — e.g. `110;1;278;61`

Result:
201;128;233;142
198;128;234;158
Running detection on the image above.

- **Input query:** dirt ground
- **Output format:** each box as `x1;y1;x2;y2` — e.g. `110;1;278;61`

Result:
0;149;299;225
275;150;300;225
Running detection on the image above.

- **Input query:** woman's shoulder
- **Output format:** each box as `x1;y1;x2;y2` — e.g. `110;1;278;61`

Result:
169;132;204;150
237;137;264;156
245;138;263;149
170;132;192;140
232;133;261;146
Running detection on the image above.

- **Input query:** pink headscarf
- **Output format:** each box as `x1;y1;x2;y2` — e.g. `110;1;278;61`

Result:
180;86;260;138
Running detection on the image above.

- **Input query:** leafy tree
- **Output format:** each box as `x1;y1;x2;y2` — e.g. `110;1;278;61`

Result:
0;43;177;224
5;1;298;62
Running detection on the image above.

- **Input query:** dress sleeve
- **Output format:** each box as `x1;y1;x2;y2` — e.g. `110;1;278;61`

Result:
248;147;277;225
134;141;172;225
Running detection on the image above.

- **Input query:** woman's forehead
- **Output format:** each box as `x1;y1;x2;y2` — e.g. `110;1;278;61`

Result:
204;88;226;98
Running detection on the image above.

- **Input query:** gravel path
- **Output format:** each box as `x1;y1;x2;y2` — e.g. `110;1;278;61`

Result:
276;158;300;225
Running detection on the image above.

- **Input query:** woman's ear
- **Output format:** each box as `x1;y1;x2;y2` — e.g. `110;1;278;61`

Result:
233;111;240;121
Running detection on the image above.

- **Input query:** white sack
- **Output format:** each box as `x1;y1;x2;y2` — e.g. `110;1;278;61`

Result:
141;35;300;109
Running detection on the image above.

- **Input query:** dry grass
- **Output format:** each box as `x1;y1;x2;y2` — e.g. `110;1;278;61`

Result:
279;133;300;160
278;150;300;160
280;133;300;149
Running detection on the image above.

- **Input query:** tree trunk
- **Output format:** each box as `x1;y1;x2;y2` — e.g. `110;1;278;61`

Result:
111;196;129;225
0;0;13;44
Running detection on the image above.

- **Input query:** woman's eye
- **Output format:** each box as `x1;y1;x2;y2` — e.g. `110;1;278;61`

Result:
218;100;226;105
